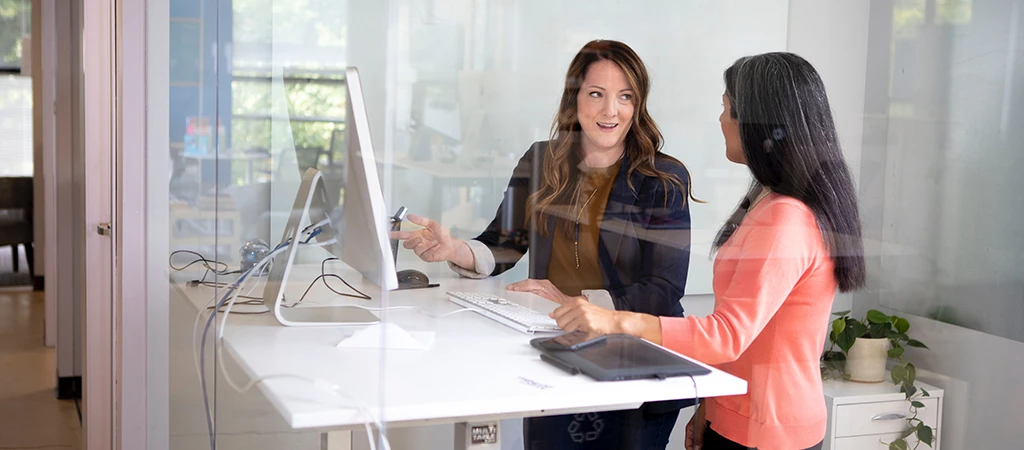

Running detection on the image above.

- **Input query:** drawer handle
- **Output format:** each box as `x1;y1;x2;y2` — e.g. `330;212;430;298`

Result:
871;413;908;421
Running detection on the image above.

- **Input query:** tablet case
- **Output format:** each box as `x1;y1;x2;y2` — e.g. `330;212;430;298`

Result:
530;334;711;381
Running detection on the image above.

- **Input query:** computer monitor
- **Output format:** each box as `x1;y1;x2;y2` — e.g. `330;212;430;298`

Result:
261;67;398;327
338;66;399;291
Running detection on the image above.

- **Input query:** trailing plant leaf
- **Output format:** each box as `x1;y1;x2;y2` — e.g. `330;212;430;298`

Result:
922;388;930;397
867;309;890;324
891;365;908;384
849;322;869;339
898;427;916;440
870;322;891;339
895;317;910;334
888;347;905;359
837;331;856;354
911;400;925;409
904;384;918;398
906;363;917;386
832;310;851;317
917;425;933;445
907;339;928;349
889;439;909;450
820;351;846;380
832;318;845;336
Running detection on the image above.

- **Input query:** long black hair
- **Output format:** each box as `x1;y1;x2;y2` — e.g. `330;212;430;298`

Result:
713;52;866;293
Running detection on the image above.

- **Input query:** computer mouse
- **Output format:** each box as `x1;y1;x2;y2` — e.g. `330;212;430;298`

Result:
396;269;431;289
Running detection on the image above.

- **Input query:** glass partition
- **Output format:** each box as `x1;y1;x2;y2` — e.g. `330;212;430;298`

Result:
874;0;1024;343
144;1;1024;450
159;1;390;449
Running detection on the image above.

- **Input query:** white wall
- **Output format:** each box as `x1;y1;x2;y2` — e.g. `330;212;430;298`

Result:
786;0;871;323
384;0;790;297
53;0;81;384
31;0;44;287
32;0;58;349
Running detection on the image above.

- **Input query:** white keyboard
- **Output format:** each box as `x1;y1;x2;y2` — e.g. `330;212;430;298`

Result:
446;291;562;334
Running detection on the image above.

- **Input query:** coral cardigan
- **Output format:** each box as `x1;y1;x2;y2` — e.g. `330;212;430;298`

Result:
660;194;837;450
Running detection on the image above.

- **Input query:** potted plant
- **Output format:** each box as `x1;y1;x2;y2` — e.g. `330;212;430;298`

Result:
823;310;935;449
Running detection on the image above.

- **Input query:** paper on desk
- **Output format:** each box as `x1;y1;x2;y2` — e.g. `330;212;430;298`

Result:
336;322;435;351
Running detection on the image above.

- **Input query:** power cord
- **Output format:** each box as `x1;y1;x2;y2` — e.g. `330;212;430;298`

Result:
171;249;244;290
302;217;331;235
284;257;372;306
279;258;477;319
687;374;702;445
169;250;242;277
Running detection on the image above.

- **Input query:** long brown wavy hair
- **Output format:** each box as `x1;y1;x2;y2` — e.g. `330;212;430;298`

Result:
527;39;698;236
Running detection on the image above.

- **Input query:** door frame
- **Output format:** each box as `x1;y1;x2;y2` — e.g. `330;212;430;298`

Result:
116;0;163;448
81;0;116;448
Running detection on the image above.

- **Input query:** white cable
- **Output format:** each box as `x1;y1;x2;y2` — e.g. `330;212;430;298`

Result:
189;271;265;416
215;239;337;393
216;261;274;393
300;302;483;319
191;233;334;450
431;308;482;319
190;239;300;430
192;247;281;392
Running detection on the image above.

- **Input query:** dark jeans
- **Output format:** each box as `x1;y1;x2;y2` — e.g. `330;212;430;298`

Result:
523;408;680;450
703;423;823;450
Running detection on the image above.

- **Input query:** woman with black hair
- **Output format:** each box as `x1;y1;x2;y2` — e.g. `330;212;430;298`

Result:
549;52;867;450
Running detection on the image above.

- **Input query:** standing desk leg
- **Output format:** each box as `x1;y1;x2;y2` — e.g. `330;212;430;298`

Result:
455;421;501;450
321;430;353;450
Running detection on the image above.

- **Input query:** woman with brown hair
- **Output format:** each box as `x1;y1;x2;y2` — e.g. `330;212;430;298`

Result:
393;39;697;449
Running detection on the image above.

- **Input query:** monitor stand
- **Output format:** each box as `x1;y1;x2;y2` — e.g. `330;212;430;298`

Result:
264;169;379;327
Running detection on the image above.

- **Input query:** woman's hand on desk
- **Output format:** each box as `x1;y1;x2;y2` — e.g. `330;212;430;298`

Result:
506;279;583;306
390;214;476;268
549;299;663;343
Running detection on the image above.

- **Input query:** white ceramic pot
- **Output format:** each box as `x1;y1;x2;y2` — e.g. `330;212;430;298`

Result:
846;337;889;383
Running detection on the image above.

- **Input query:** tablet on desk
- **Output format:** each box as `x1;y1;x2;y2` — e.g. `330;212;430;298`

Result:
531;333;711;381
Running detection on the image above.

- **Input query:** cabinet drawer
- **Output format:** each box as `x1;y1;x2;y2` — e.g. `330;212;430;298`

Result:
835;398;939;437
834;430;937;450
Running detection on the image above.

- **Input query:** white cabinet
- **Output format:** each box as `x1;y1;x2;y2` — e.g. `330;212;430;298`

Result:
823;377;943;450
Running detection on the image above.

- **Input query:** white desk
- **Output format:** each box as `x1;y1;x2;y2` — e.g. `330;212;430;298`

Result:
174;261;747;449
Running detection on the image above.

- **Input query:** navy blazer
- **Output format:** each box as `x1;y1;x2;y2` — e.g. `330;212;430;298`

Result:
475;141;691;318
474;141;695;414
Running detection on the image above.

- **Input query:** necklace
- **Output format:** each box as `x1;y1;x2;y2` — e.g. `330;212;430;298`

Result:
749;189;772;210
572;174;603;270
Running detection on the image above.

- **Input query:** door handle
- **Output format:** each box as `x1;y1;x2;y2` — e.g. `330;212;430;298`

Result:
96;222;112;236
871;413;908;421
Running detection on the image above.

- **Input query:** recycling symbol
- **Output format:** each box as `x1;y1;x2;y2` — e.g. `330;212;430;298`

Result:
567;412;604;443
